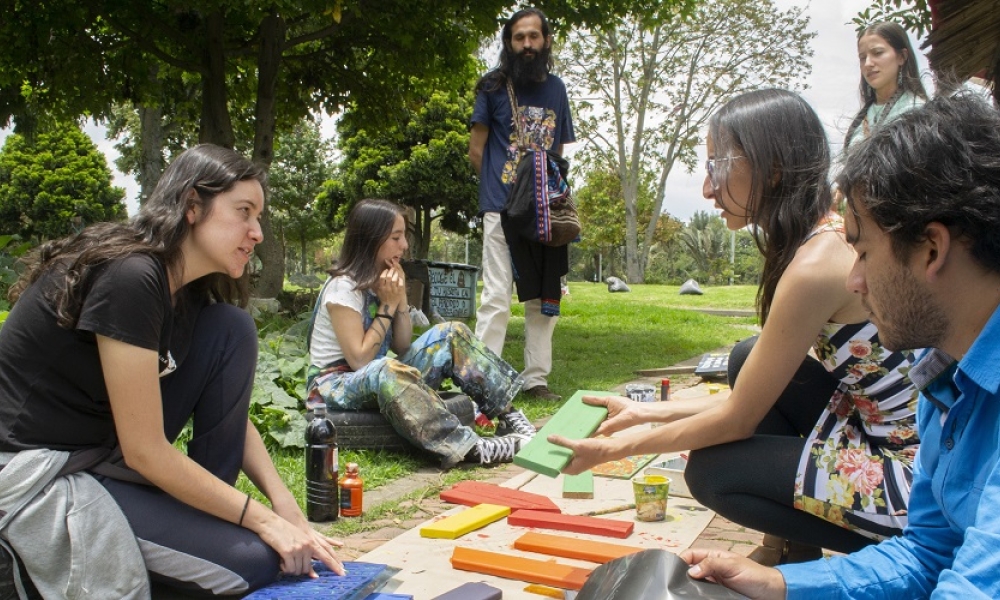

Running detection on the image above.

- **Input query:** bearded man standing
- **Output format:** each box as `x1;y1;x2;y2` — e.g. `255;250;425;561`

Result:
469;7;575;402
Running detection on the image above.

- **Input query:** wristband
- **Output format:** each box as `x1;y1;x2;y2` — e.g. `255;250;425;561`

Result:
374;313;393;321
238;493;251;526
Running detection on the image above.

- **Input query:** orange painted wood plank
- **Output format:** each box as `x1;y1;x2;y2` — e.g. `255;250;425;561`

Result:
450;547;591;591
507;508;634;538
419;503;510;539
440;480;560;513
513;391;612;478
514;531;643;563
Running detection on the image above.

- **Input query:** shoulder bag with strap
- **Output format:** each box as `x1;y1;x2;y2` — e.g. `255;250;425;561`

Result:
505;79;581;247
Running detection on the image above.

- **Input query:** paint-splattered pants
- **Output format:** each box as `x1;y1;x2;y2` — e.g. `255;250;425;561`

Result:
307;322;524;466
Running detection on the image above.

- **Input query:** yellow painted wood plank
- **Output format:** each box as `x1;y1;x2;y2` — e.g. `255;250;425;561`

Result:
420;503;511;540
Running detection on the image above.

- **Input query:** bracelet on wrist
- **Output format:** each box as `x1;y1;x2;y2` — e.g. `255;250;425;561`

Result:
238;493;251;527
374;313;393;321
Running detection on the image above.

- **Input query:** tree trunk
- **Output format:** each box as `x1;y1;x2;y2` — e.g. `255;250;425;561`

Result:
420;206;433;259
249;13;287;298
137;104;163;206
199;11;235;149
300;236;308;275
623;177;642;283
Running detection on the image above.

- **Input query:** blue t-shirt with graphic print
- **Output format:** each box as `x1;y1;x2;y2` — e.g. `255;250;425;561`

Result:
471;74;575;214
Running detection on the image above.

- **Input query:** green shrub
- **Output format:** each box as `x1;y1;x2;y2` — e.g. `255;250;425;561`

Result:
0;235;31;328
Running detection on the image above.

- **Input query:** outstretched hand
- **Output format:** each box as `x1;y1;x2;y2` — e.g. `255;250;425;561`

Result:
585;394;645;437
264;502;345;578
680;549;787;600
547;433;624;475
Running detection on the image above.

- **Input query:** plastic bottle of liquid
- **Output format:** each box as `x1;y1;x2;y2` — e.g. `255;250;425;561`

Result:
305;405;339;522
339;462;364;517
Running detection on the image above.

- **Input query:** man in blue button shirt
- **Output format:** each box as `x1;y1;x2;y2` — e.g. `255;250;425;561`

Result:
681;92;1000;598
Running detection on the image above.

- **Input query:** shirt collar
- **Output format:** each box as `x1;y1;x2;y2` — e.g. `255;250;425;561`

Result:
909;349;958;412
958;303;1000;396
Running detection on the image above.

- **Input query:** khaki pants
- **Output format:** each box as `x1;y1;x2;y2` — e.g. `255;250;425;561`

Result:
474;212;557;389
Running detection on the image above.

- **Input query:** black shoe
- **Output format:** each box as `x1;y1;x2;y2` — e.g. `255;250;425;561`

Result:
522;385;561;401
495;409;536;441
465;435;522;465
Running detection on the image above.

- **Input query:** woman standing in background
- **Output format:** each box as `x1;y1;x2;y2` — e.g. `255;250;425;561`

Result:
845;21;928;151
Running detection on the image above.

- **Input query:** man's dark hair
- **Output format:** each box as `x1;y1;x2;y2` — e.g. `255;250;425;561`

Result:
475;7;554;94
840;92;1000;274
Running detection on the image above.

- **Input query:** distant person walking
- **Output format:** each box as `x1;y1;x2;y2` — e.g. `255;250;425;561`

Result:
469;7;575;402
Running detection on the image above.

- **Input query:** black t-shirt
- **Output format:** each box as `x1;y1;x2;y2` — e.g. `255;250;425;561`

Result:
0;254;198;451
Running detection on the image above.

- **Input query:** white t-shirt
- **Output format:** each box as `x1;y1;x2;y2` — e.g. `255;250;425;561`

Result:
309;276;367;369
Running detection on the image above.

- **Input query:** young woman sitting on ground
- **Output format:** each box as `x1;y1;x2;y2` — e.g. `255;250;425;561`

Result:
0;144;343;597
306;199;535;467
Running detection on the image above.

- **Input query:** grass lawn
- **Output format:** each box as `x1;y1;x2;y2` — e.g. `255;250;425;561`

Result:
244;283;759;534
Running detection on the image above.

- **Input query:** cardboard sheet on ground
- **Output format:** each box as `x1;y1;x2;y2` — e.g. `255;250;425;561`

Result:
362;463;715;598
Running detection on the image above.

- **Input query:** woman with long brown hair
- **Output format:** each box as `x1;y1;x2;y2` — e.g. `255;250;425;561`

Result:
551;90;920;566
306;199;535;467
0;144;342;596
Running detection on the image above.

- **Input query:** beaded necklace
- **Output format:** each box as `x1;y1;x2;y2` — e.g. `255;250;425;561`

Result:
861;89;903;138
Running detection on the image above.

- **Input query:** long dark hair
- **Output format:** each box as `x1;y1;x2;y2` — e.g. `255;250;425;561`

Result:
11;144;266;326
475;7;554;94
708;89;832;324
844;21;928;149
330;199;405;291
841;92;1000;275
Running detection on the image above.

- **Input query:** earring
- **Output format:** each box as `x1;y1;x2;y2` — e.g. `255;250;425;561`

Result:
897;68;903;86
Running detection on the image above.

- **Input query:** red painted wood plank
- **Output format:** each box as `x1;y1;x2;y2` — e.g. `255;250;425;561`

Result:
507;509;634;538
513;531;643;563
450;547;591;591
440;481;560;513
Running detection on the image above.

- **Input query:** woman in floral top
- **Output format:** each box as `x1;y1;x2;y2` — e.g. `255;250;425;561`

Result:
549;89;919;566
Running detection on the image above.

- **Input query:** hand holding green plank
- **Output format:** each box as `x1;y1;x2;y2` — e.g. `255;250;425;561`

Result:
513;390;612;477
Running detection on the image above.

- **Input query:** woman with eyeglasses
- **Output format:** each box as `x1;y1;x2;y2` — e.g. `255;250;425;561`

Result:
550;89;920;567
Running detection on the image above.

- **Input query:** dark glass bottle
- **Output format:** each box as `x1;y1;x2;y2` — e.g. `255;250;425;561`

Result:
305;405;339;522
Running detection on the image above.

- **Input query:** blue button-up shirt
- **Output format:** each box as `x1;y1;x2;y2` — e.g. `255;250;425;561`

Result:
779;304;1000;599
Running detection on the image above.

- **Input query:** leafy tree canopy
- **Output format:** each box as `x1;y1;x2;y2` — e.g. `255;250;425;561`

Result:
269;118;335;274
0;122;126;240
0;0;695;293
561;0;814;283
333;85;478;258
852;1;932;37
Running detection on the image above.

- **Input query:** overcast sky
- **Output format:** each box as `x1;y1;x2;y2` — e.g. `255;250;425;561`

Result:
3;0;929;221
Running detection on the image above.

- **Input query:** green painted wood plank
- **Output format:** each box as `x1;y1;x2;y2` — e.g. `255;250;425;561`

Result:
562;470;594;499
513;390;612;478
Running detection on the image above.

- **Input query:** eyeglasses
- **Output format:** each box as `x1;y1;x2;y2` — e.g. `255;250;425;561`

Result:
705;156;744;190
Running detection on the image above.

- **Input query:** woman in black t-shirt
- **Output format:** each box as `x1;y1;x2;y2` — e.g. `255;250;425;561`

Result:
0;144;342;595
